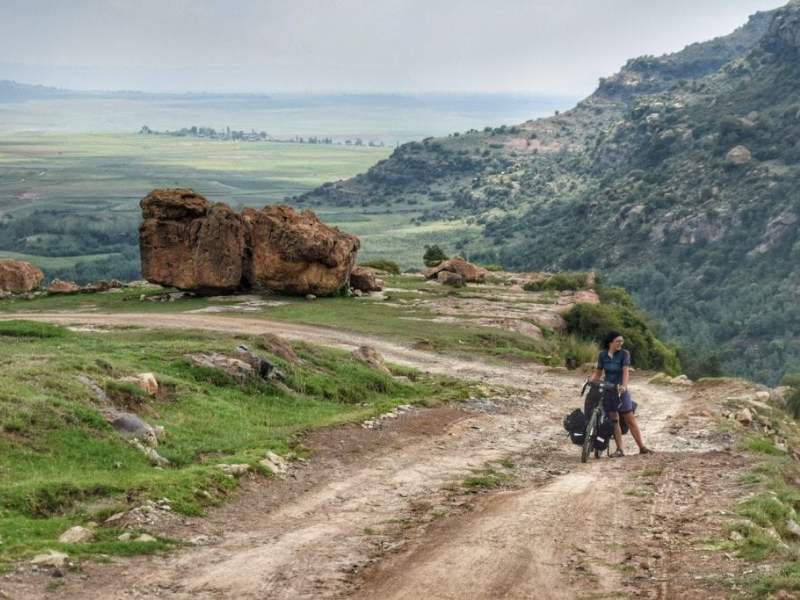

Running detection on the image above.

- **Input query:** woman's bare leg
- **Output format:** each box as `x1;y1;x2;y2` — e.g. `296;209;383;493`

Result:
623;412;645;449
609;410;623;451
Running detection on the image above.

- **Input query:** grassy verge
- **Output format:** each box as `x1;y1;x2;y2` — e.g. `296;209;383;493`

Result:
726;423;800;596
0;320;469;568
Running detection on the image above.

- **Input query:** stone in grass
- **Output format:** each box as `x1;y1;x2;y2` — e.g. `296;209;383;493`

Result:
787;519;800;538
216;463;250;477
30;551;70;568
118;533;132;541
352;345;391;374
259;451;290;477
135;534;157;543
58;526;95;544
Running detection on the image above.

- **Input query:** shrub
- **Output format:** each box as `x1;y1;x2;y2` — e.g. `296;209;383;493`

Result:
559;335;598;369
564;288;681;374
480;264;505;272
423;245;448;267
359;259;400;275
523;272;589;292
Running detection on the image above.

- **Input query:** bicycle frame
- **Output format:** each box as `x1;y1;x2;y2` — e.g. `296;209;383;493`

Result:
580;380;619;463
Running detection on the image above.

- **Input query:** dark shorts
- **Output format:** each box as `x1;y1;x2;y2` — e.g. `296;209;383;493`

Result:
603;390;634;414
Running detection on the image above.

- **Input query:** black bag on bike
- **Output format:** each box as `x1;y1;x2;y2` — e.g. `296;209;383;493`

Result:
563;409;586;446
594;417;614;451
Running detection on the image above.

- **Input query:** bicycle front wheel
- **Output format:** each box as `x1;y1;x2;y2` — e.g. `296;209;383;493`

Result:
581;414;597;463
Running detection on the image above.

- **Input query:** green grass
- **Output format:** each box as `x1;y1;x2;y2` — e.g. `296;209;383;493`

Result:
0;321;469;567
0;277;579;367
462;467;514;491
727;446;800;595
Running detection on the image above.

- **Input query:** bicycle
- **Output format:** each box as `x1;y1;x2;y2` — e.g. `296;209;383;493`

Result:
580;380;620;463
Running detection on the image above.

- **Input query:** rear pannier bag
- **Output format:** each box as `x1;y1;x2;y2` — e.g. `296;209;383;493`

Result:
563;409;586;446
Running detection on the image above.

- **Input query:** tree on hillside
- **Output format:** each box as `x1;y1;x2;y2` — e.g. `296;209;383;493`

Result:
423;244;448;267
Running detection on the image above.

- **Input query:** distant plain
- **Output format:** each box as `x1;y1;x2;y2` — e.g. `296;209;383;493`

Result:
0;92;572;274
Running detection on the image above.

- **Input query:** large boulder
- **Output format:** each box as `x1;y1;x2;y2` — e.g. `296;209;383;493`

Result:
139;189;245;293
139;190;359;297
0;260;44;293
350;266;383;292
243;205;359;296
424;257;488;283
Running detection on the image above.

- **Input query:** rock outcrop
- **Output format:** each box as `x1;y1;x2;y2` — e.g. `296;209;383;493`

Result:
139;189;359;296
243;205;360;296
424;257;488;283
0;260;43;293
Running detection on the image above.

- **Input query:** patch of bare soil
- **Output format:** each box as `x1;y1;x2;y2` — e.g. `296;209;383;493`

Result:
0;314;765;600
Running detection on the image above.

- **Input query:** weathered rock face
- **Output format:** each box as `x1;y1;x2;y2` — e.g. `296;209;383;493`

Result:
243;205;360;296
0;260;44;293
424;257;488;283
139;189;245;292
350;266;383;292
139;190;359;296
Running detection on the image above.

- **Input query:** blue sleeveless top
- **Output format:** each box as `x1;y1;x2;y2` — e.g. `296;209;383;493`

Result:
597;349;631;385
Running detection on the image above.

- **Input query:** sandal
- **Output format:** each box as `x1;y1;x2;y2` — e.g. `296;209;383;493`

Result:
639;447;654;455
612;448;625;458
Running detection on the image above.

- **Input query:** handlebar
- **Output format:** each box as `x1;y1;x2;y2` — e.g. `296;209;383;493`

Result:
581;379;619;396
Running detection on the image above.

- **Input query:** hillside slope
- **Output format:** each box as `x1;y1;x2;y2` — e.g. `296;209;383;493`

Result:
295;3;799;384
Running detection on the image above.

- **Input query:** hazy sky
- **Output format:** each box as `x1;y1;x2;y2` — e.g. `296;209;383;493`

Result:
0;0;788;95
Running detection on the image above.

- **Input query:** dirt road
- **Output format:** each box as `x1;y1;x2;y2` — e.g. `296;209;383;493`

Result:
0;312;729;600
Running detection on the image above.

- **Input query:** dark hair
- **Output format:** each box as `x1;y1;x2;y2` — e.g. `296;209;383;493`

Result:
603;330;622;349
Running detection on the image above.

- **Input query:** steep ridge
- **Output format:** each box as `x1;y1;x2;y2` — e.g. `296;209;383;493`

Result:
295;4;799;385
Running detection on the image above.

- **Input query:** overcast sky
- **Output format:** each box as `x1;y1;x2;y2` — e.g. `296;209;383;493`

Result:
0;0;788;95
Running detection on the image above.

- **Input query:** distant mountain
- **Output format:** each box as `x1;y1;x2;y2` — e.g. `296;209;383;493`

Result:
0;80;73;101
296;3;800;384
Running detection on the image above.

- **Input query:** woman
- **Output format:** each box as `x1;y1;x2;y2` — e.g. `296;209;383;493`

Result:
591;331;653;457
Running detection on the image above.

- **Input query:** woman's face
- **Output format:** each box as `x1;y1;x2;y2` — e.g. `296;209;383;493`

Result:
611;336;624;350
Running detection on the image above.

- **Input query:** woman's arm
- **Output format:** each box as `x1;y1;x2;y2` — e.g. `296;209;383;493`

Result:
620;366;629;392
590;368;603;381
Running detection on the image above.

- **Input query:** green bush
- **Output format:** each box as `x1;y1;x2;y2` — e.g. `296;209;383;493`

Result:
423;244;448;267
564;288;681;374
523;272;589;292
559;335;598;369
359;259;401;275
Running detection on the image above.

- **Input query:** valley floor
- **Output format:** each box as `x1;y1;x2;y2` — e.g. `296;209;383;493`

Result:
0;312;773;599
